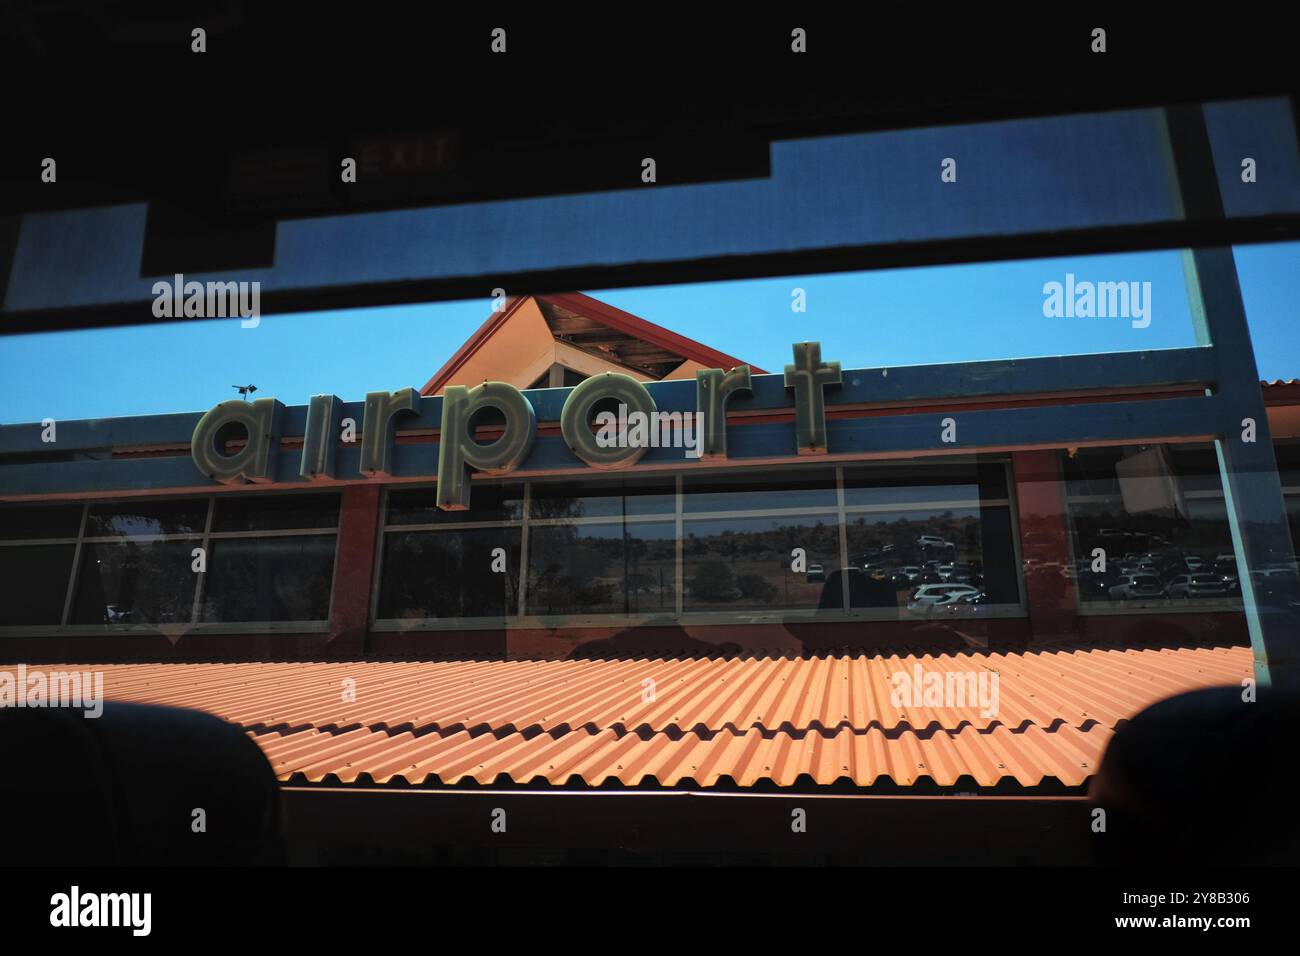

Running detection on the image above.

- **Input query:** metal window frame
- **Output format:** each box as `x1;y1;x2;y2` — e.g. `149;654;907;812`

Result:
0;490;343;633
370;457;1029;629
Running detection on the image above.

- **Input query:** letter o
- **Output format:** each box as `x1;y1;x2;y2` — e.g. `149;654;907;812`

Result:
560;373;656;469
459;382;536;473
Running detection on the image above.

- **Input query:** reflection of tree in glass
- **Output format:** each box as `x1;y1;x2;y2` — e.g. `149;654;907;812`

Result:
691;560;736;601
380;531;517;619
736;572;778;603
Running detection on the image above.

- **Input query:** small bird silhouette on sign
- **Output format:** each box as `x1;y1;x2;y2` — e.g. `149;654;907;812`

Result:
233;384;258;401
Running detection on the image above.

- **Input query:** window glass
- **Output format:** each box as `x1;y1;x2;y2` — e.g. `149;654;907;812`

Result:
0;504;82;541
527;521;675;615
376;528;521;619
72;540;196;625
843;461;1008;506
386;484;524;525
201;536;336;622
212;493;340;532
0;544;74;625
683;514;838;611
683;470;836;513
85;499;207;538
529;477;675;520
1062;444;1250;605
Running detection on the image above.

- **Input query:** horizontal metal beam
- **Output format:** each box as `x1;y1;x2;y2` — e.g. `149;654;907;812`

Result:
5;97;1297;328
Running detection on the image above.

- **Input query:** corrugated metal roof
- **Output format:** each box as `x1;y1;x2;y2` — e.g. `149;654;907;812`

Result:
253;724;1112;788
30;644;1251;790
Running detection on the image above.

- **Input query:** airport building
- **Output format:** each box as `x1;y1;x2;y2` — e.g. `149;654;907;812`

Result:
1;290;1296;799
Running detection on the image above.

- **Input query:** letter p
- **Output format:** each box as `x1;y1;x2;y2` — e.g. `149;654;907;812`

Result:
436;383;536;510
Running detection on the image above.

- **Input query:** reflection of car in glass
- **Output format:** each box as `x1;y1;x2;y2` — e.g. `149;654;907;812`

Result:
1183;554;1206;571
1167;573;1230;598
1108;574;1166;600
105;604;133;623
907;583;979;614
933;590;988;618
805;563;826;583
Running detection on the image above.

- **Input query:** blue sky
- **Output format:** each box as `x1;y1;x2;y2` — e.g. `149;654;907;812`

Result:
1;243;1296;424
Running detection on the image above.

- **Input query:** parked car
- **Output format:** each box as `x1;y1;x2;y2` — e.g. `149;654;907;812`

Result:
805;562;826;583
1167;573;1230;598
1108;574;1167;600
1183;555;1206;571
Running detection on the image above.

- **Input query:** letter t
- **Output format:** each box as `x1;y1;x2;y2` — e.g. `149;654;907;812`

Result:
784;342;841;454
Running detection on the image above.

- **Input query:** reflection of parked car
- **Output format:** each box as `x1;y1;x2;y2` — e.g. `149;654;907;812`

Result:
934;590;988;618
805;563;826;583
1167;573;1230;598
1108;574;1166;600
907;583;980;614
105;604;133;623
917;535;952;551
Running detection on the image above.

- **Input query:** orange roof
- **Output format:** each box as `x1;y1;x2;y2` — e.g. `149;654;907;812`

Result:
71;644;1250;791
421;291;762;395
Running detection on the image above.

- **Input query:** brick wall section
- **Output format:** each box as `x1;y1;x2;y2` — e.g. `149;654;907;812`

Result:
327;485;382;656
1011;449;1079;644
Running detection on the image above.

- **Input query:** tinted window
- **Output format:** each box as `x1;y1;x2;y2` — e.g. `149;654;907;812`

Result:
529;477;675;519
72;540;196;625
86;499;207;537
386;484;524;525
0;504;82;541
527;521;675;615
376;528;521;619
683;470;837;513
201;536;336;622
212;493;340;532
0;544;74;625
683;514;837;611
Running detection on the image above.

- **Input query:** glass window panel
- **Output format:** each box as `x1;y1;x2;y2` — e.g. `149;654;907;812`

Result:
201;536;336;622
385;484;523;525
1272;441;1300;489
1062;445;1242;605
376;528;521;619
843;461;1008;508
0;504;82;541
211;493;340;532
682;470;836;514
529;477;675;520
683;514;838;611
85;499;207;538
72;540;196;625
0;544;74;625
527;521;676;616
842;503;1020;607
